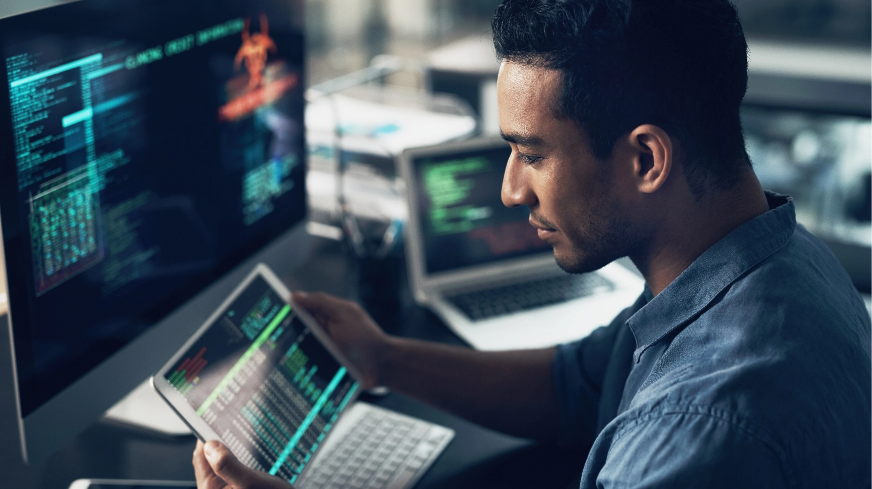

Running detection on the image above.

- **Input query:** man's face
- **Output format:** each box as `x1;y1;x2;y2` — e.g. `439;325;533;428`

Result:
497;61;634;273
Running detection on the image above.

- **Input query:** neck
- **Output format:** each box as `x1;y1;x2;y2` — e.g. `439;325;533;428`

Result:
631;171;770;296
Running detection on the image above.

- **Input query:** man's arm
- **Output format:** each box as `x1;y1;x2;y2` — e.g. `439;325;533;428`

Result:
292;291;562;440
194;291;568;489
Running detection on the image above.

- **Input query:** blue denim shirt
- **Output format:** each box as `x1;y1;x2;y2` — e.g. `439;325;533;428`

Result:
554;193;871;488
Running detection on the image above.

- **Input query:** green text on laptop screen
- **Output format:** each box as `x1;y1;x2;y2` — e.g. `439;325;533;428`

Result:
415;145;550;274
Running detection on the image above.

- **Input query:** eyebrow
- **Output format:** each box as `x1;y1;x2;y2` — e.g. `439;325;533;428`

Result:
500;131;545;147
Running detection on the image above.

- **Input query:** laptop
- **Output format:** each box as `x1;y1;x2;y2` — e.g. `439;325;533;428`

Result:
399;137;645;351
153;264;453;489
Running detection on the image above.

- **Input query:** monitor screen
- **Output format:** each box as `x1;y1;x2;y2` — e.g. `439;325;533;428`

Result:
742;105;871;249
164;274;359;484
0;0;306;417
413;144;550;274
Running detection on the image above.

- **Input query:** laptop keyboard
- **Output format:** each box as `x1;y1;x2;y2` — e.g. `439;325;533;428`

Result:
296;403;454;489
446;273;615;321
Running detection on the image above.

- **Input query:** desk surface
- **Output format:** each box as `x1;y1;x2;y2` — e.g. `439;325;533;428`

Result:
2;237;586;489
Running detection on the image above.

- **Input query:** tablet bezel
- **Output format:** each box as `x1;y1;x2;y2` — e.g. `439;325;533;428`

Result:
151;263;365;468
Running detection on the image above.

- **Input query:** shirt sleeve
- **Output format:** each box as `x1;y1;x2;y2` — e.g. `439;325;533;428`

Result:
593;411;790;489
553;296;645;446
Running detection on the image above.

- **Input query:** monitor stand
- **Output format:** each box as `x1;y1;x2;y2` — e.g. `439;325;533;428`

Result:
102;378;191;436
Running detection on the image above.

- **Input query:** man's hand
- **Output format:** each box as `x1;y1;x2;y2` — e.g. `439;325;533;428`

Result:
193;440;292;489
291;291;560;440
291;291;391;389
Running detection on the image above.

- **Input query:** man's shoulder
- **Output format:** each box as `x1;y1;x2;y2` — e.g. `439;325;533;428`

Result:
713;222;870;342
619;218;870;419
615;349;870;488
617;225;872;486
751;223;864;306
644;223;871;425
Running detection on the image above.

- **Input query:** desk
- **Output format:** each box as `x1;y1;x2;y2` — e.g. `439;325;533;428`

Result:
2;236;586;489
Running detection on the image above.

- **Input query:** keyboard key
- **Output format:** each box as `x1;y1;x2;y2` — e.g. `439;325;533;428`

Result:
297;404;454;489
387;468;418;489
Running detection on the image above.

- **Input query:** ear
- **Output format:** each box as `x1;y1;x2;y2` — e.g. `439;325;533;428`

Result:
626;124;672;194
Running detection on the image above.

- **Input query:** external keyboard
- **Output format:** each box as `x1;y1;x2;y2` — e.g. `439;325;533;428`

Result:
446;273;614;321
296;403;454;489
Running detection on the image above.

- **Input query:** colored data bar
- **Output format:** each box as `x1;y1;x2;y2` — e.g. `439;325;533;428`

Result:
168;369;194;395
169;346;208;394
269;366;348;476
62;107;93;128
86;63;124;80
197;304;292;415
10;53;103;87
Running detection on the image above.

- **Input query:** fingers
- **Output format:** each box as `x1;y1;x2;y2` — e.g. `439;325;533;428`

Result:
204;440;296;489
292;291;358;321
193;440;226;489
203;440;259;488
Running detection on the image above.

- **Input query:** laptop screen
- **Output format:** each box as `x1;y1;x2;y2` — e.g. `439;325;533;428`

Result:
413;143;550;274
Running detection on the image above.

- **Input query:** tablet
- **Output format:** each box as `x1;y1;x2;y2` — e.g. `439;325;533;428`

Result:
152;264;364;484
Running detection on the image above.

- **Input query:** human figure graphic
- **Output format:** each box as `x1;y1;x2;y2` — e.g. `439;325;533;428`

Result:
234;13;277;90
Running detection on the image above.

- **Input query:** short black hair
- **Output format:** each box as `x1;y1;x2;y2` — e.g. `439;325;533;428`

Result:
492;0;751;196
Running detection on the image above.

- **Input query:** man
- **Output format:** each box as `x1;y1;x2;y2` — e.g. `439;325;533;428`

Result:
193;0;871;487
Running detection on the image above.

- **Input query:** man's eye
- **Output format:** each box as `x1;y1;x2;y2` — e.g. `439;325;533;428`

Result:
518;153;543;165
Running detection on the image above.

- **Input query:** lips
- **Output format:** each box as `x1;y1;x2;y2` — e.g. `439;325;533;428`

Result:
536;228;556;240
529;218;556;240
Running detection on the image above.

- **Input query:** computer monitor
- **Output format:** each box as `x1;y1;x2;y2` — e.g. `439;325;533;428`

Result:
0;0;307;464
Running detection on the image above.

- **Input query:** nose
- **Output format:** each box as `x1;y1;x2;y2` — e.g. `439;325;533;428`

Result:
501;150;537;208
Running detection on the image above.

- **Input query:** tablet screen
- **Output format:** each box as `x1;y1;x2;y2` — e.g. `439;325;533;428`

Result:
162;275;360;484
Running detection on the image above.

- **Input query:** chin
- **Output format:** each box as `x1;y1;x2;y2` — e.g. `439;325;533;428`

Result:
554;248;616;275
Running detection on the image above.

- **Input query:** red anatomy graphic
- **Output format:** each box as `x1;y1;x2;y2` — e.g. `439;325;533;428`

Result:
234;13;277;90
218;73;298;121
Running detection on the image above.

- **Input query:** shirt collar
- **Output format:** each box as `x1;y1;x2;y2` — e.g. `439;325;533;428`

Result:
627;192;796;363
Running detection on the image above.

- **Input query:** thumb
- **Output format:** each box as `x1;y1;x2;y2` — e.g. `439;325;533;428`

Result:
292;291;344;320
204;440;256;487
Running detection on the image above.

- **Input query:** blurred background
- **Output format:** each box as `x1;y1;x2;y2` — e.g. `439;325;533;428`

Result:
306;0;872;297
5;0;869;71
1;0;870;298
304;0;870;84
